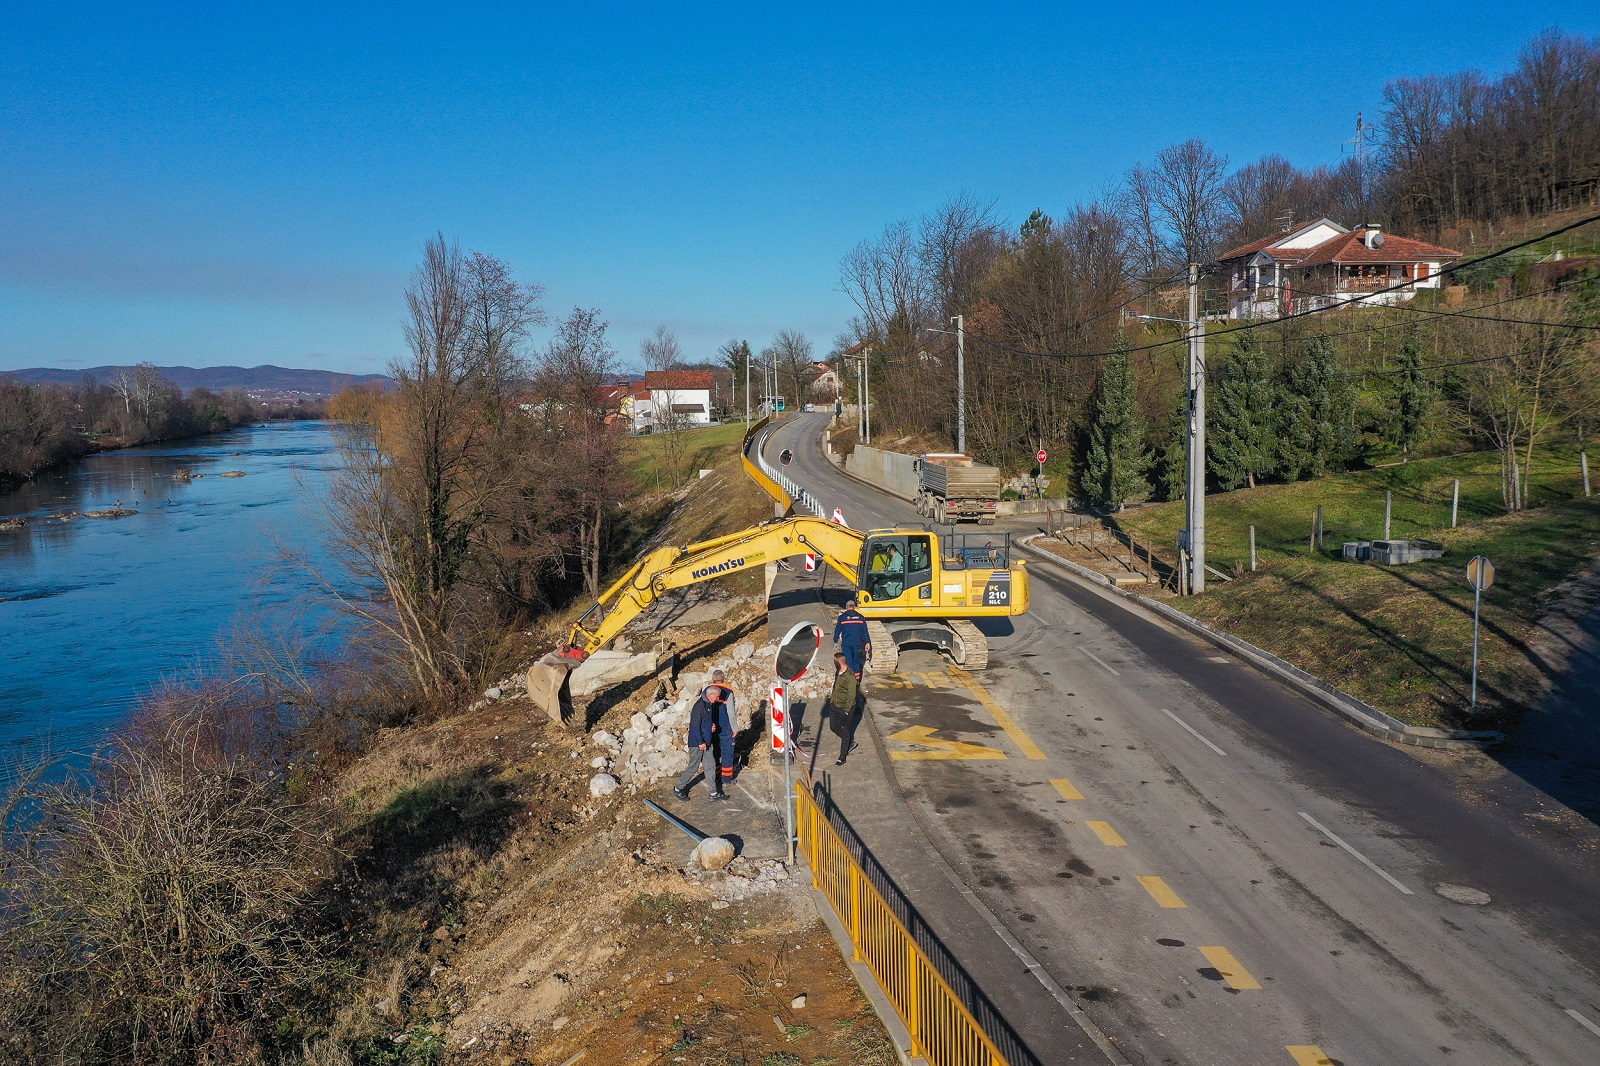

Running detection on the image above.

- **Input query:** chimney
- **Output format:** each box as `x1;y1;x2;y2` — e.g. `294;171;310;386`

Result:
1362;224;1385;250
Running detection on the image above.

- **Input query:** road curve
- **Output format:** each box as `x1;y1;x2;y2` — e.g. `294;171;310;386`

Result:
762;412;1600;1066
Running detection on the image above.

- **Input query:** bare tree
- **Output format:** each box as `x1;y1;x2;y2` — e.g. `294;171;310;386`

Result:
316;235;534;701
762;329;814;409
535;308;628;599
641;324;692;482
1149;138;1231;266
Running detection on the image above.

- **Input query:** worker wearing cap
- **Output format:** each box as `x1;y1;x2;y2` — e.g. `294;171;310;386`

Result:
833;598;871;678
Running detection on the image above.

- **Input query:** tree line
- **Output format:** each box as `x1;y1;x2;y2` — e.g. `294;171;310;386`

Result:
0;368;279;485
834;28;1600;506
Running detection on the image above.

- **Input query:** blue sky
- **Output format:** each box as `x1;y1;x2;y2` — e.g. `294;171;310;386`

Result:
2;3;1594;375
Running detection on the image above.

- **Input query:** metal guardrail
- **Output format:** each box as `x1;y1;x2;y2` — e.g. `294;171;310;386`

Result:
744;417;826;517
796;781;1012;1066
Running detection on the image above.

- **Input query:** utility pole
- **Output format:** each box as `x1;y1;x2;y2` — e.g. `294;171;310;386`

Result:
955;314;966;455
863;347;872;444
745;347;751;428
1186;263;1207;595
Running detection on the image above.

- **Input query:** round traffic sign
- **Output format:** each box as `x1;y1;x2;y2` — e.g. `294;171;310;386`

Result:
1036;449;1048;464
1467;555;1495;591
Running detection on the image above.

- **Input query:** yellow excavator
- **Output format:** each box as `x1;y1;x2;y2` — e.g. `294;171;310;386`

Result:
526;419;1029;717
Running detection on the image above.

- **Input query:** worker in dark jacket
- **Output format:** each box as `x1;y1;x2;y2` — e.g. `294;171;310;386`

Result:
672;671;735;801
833;598;871;677
826;651;862;765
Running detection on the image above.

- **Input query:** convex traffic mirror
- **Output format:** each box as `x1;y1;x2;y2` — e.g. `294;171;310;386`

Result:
774;621;821;681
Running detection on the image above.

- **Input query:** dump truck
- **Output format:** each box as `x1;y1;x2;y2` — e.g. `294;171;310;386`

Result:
913;454;1001;524
526;515;1029;717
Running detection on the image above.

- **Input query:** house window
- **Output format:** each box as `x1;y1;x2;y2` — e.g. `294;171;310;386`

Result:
1400;264;1412;279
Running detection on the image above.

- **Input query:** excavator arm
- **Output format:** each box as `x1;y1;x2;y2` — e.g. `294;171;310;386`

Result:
562;516;862;657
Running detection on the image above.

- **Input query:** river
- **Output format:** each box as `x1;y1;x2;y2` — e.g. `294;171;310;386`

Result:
0;422;344;763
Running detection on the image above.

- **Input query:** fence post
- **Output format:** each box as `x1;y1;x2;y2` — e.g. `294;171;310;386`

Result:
1583;452;1591;498
907;937;921;1054
1317;503;1325;551
850;866;862;962
1451;478;1460;527
1384;491;1392;540
1249;525;1257;571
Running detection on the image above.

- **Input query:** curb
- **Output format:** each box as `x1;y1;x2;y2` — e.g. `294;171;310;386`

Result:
1018;535;1503;752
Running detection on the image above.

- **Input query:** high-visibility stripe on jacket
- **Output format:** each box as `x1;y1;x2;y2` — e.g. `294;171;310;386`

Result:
834;609;870;647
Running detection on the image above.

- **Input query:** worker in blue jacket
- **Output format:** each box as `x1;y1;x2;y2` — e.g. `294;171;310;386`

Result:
833;598;871;678
672;671;735;802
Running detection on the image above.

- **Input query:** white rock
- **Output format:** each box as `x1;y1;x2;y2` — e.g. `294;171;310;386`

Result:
590;756;611;769
690;836;736;870
589;774;620;798
592;730;621;751
630;711;652;733
790;994;807;1009
732;641;755;663
485;686;502;699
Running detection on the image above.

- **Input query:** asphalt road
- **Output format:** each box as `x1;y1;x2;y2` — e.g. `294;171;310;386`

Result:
761;412;1600;1066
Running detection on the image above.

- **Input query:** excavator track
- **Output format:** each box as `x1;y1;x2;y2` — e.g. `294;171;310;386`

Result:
866;620;898;675
947;619;989;671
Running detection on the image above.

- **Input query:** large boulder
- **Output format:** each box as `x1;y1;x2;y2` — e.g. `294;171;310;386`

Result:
589;773;620;798
569;650;660;699
691;836;737;870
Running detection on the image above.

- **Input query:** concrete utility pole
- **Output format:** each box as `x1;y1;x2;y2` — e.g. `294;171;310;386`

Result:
745;347;751;428
955;314;966;455
1186;263;1207;595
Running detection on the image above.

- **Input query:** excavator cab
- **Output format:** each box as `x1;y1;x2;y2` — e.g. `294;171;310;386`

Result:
859;532;935;605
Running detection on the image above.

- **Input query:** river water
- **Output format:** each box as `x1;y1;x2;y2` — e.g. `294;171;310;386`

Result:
0;422;343;762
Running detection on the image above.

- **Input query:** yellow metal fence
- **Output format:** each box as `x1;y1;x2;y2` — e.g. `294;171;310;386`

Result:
795;782;1010;1066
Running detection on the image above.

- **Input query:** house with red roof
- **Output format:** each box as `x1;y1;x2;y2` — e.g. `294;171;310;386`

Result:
631;369;714;432
1218;220;1460;319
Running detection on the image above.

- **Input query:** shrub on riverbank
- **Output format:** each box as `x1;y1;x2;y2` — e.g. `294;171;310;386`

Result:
0;368;265;486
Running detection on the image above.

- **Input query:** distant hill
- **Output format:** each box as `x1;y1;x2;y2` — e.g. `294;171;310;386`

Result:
4;364;393;397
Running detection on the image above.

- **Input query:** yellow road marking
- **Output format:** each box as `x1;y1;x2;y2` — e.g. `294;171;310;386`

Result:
916;670;953;689
1086;820;1128;847
888;725;1007;760
878;673;914;689
1286;1047;1333;1066
1137;876;1188;908
1199;946;1262;990
949;667;1047;760
1050;777;1085;800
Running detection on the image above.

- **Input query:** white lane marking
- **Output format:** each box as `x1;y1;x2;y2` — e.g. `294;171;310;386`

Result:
1079;647;1121;675
1298;811;1414;895
1568;1008;1600;1039
1160;707;1227;756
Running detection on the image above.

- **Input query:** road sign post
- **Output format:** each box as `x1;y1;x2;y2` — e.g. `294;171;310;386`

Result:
773;621;821;864
1467;556;1495;713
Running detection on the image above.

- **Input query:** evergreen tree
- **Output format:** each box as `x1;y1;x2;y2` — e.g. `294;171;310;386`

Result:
1158;401;1187;501
1083;349;1150;511
1209;332;1279;489
1279;338;1355;480
1392;329;1432;461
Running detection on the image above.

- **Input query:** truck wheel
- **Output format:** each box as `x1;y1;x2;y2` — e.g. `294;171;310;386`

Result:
934;502;947;524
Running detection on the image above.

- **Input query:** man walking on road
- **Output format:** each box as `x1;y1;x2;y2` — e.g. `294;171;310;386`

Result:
826;651;862;765
672;670;735;801
833;598;871;678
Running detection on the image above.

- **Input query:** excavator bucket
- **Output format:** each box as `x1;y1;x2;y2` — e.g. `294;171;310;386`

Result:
526;653;576;723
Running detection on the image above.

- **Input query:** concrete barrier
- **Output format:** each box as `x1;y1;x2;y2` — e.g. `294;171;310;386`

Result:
845;445;920;500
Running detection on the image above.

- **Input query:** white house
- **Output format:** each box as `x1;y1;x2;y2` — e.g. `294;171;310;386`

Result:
1219;220;1461;319
631;369;714;433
